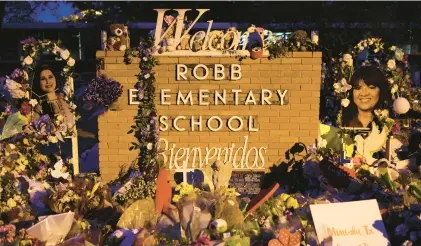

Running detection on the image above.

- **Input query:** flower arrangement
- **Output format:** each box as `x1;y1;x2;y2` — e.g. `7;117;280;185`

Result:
267;30;319;60
82;74;123;117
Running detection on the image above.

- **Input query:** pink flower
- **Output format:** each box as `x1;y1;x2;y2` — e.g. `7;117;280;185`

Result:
392;122;401;135
352;156;362;166
193;234;211;246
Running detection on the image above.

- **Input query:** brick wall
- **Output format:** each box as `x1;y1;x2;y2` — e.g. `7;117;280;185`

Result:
96;50;322;182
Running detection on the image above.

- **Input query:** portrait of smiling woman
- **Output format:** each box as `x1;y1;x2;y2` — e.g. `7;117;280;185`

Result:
341;66;392;128
31;64;74;128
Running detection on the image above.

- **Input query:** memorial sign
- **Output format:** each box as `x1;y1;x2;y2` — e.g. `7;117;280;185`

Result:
228;171;265;197
97;8;322;181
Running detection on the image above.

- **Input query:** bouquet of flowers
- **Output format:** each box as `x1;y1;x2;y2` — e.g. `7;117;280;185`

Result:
82;74;123;117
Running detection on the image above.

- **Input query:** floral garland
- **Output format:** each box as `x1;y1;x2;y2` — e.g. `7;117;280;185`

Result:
330;37;412;129
114;38;160;204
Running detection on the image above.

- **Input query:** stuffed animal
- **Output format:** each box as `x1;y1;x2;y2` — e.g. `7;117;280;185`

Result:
208;30;224;50
178;34;191;50
166;38;176;52
107;24;129;51
224;26;237;49
106;36;116;51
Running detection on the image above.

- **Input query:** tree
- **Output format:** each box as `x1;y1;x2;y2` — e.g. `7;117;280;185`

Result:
1;1;59;25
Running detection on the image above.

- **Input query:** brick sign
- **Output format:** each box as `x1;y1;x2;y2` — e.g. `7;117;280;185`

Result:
96;52;321;181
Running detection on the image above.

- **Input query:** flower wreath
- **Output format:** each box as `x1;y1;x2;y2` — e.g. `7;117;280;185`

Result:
331;37;412;130
3;37;78;141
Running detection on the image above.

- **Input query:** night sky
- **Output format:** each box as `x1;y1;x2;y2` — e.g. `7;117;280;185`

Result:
35;2;76;22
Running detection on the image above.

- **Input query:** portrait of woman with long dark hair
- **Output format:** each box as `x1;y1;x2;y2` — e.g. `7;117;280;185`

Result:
341;66;392;128
31;64;74;128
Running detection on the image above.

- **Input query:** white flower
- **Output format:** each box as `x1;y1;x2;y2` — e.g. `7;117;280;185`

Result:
63;67;69;72
48;136;58;143
341;98;350;107
391;84;399;94
311;34;319;45
29;99;38;107
49;160;70;179
95;11;102;16
374;48;379;53
23;56;33;65
368;39;374;45
67;58;75;67
374;109;389;119
388;78;394;84
395;48;404;61
60;49;70;60
143;57;148;61
333;78;352;94
57;123;68;133
63;85;71;95
70;102;77;110
390;46;397;51
144;73;150;79
359;46;365;51
147;143;153;150
363;41;368;47
114;230;124;238
342;54;353;66
387;59;396;70
5;79;26;98
317;137;327;148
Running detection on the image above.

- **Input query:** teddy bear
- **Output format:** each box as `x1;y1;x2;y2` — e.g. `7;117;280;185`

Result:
178;34;191;50
107;24;130;51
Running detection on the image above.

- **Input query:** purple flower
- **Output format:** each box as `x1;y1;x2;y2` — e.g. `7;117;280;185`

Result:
83;75;123;108
9;68;28;84
21;37;37;45
33;114;51;135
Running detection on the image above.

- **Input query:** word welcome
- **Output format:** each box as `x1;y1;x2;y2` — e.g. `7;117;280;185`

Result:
159;136;267;169
153;9;272;51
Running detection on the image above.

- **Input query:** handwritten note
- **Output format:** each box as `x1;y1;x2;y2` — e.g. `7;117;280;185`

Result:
310;199;390;246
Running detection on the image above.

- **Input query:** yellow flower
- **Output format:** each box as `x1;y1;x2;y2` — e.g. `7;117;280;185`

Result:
7;198;17;208
286;197;299;209
172;195;181;203
23;138;29;145
56;114;64;122
280;193;290;202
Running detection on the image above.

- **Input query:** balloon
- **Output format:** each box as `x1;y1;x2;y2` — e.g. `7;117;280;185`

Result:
393;97;410;115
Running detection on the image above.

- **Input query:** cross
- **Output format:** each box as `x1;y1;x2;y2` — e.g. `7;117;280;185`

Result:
173;160;196;183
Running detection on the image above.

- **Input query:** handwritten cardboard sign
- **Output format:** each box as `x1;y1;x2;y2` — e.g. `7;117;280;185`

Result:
310;199;390;246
